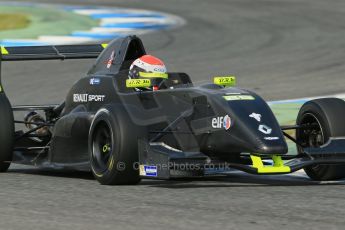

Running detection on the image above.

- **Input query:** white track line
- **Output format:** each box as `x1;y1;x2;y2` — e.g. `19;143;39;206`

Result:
100;17;173;24
269;93;345;104
0;4;184;46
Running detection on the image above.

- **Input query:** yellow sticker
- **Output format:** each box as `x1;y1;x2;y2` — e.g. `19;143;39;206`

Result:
0;46;9;55
139;165;146;176
223;95;255;101
126;79;151;88
214;76;236;87
101;44;108;48
138;72;168;79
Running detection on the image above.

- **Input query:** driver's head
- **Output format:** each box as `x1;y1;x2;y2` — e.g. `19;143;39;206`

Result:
128;55;167;91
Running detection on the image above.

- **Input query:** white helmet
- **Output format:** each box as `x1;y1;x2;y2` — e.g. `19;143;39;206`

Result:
128;55;168;90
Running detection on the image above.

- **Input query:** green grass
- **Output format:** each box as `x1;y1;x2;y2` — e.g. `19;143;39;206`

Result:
0;6;98;39
270;103;303;155
0;13;30;31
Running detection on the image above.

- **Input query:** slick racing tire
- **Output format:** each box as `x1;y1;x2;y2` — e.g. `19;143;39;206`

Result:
0;94;14;172
89;104;146;185
296;98;345;181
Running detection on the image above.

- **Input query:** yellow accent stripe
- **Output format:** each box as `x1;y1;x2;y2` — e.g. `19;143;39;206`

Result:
101;44;108;48
108;157;114;171
250;155;291;174
1;46;8;55
91;167;104;178
138;72;168;79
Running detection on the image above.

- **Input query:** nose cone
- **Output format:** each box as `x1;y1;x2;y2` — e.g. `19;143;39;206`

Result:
219;93;288;155
224;116;288;155
250;130;288;154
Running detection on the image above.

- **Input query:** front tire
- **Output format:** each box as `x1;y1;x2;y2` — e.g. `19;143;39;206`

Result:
89;104;145;185
296;98;345;181
0;94;14;172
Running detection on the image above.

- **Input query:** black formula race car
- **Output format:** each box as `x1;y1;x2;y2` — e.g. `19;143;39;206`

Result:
1;35;345;185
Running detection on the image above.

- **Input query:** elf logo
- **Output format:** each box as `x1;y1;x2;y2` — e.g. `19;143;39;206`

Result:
212;115;232;130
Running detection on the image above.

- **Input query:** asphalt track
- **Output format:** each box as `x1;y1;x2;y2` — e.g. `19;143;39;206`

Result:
1;0;345;230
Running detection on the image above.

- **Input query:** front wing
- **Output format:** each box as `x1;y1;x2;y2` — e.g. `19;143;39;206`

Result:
138;138;345;179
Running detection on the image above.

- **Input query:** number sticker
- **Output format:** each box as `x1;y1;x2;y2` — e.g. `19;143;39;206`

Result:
213;76;236;87
126;79;151;88
223;95;255;101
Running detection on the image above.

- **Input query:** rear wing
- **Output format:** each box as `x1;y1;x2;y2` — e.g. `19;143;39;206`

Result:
0;44;107;61
0;44;107;90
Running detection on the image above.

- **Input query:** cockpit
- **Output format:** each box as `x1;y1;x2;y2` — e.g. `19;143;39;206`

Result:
87;35;193;93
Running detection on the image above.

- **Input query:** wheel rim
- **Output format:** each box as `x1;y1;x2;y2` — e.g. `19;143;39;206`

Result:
91;121;113;173
298;113;325;147
298;113;325;171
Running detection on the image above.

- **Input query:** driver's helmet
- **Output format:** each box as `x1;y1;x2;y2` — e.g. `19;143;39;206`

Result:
128;55;168;91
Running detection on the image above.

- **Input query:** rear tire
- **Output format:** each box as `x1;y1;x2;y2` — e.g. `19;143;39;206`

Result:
296;98;345;181
0;94;14;172
89;104;146;185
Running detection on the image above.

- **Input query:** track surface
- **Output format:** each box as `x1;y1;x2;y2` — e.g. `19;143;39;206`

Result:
1;0;345;229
